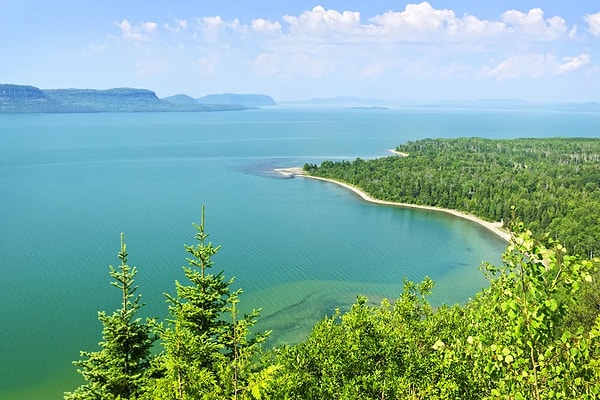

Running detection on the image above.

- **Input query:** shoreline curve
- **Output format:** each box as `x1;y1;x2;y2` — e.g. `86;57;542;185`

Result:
275;167;511;243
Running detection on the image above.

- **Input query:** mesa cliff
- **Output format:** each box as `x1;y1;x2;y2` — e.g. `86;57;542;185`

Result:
0;84;254;113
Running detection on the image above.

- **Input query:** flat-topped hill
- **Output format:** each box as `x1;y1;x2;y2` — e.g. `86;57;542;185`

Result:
196;93;276;107
162;94;200;105
0;84;253;113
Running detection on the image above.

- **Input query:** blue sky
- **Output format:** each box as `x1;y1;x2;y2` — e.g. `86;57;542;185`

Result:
1;1;599;102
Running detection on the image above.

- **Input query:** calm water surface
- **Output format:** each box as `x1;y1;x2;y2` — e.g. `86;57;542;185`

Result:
0;107;597;398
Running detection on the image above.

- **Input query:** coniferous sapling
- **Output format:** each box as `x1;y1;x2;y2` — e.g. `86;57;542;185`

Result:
153;206;269;400
65;233;155;400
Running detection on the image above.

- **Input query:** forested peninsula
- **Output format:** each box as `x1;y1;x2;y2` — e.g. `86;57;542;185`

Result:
304;137;600;258
67;138;600;399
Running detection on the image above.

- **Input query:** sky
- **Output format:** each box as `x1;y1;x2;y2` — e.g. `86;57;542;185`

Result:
1;0;599;102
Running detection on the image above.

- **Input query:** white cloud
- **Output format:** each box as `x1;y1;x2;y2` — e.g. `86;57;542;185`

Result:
195;16;246;42
569;25;578;39
455;14;507;38
104;4;593;93
370;4;510;42
584;12;600;36
200;16;225;29
276;3;572;43
502;8;567;39
113;4;578;48
251;18;282;36
488;53;557;79
164;19;188;33
283;6;362;38
557;53;590;73
200;16;245;33
371;3;459;39
115;19;157;41
488;52;590;79
197;16;226;41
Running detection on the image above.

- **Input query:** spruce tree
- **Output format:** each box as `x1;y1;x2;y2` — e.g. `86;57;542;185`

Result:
65;233;155;400
153;206;269;400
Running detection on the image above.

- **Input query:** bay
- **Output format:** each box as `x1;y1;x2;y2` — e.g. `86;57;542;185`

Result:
0;107;597;398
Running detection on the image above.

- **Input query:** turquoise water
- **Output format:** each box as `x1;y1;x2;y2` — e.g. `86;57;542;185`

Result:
0;108;598;398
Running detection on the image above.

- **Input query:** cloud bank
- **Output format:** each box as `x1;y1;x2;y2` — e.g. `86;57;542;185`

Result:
96;2;598;100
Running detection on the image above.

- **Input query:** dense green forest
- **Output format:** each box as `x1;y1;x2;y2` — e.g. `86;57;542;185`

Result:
304;137;600;258
67;139;600;399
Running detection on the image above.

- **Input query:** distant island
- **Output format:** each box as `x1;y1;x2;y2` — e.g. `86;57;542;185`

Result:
3;84;596;113
195;93;277;107
0;84;276;113
345;106;389;110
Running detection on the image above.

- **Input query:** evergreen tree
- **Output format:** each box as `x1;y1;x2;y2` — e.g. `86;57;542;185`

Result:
153;206;269;400
65;233;156;400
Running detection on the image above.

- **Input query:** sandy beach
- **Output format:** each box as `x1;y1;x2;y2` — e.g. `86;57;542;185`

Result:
275;167;511;243
388;149;409;157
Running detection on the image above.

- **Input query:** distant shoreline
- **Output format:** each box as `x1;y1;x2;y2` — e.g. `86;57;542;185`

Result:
275;167;511;243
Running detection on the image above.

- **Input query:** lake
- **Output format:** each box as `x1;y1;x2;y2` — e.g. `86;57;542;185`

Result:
1;107;598;398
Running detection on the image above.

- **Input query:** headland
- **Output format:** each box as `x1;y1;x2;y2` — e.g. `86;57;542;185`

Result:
275;167;511;242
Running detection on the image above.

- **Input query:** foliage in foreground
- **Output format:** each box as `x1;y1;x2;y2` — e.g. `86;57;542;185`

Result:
150;206;270;399
65;233;156;400
67;209;270;400
263;227;600;399
68;216;600;399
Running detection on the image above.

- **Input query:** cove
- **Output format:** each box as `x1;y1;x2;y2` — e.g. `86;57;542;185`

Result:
1;107;597;398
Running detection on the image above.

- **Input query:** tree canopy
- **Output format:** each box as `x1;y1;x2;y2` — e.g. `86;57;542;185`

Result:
305;137;600;257
65;233;156;400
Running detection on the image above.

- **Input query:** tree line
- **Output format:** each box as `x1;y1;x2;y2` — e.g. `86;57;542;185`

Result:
66;138;600;399
304;137;600;258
